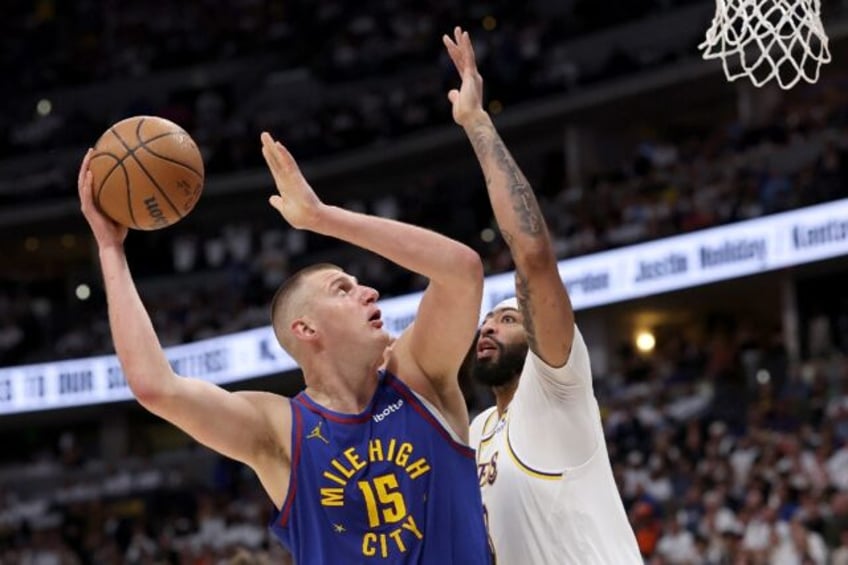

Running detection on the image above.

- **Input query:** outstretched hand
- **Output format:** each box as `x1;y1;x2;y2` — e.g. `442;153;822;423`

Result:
443;26;486;127
261;132;325;231
78;148;128;249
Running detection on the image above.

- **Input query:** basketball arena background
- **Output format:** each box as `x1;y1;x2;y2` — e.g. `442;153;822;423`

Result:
2;1;848;563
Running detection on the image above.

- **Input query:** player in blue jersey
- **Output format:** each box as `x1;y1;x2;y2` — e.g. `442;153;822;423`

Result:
76;133;491;563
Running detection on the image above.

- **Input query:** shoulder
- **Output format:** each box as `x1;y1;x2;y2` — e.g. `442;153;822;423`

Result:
471;406;498;430
384;339;464;423
469;406;498;448
524;323;591;387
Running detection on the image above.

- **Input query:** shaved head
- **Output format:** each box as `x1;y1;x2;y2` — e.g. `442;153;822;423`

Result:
270;263;342;359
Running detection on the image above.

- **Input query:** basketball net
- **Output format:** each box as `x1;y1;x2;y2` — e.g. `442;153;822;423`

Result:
699;0;831;89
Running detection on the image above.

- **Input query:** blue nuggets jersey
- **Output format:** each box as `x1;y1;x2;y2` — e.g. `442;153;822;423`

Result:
270;371;491;564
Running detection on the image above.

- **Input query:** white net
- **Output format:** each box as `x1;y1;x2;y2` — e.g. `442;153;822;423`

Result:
699;0;831;89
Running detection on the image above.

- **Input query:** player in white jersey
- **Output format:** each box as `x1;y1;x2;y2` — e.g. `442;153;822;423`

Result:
444;27;643;564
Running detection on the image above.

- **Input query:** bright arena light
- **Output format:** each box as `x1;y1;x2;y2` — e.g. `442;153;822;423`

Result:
37;98;52;116
635;330;656;353
75;284;91;301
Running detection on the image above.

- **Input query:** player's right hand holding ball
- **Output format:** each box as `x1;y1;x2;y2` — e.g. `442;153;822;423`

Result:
78;148;128;249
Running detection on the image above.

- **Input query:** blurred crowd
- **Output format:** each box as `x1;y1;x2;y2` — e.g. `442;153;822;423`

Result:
599;313;848;564
1;310;847;563
3;0;848;366
4;78;848;365
2;0;720;205
0;445;292;564
3;1;848;564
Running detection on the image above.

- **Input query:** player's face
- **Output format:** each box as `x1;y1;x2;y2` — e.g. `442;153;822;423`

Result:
471;307;528;387
307;269;390;352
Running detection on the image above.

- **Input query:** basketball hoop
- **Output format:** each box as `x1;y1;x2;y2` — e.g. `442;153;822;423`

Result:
699;0;831;89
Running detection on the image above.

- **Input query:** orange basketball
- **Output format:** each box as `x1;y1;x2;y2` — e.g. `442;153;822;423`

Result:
89;116;204;230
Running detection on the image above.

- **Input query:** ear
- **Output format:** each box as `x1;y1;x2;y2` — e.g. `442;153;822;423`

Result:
291;317;318;343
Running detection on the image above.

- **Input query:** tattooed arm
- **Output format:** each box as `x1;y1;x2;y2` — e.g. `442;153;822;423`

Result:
444;27;574;367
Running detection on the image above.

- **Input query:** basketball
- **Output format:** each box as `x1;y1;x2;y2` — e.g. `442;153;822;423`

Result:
88;116;204;230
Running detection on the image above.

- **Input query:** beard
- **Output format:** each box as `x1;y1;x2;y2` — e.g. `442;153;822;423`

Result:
470;340;529;387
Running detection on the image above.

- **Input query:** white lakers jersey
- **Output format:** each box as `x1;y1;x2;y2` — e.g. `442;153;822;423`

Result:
470;327;642;564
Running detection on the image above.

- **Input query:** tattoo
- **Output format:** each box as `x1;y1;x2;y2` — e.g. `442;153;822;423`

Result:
492;139;543;236
470;120;546;356
469;122;544;238
469;124;493;163
515;269;539;353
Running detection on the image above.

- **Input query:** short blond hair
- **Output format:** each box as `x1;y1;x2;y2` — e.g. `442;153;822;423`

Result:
270;263;341;359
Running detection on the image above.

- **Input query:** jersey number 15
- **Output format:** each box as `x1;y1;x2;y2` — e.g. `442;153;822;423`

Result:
358;473;408;527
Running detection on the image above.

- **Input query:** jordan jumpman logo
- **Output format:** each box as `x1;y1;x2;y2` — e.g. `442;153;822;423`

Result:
307;421;330;444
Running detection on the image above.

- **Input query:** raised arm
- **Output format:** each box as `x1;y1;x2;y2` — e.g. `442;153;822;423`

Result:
260;133;483;404
78;150;290;507
444;27;574;368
